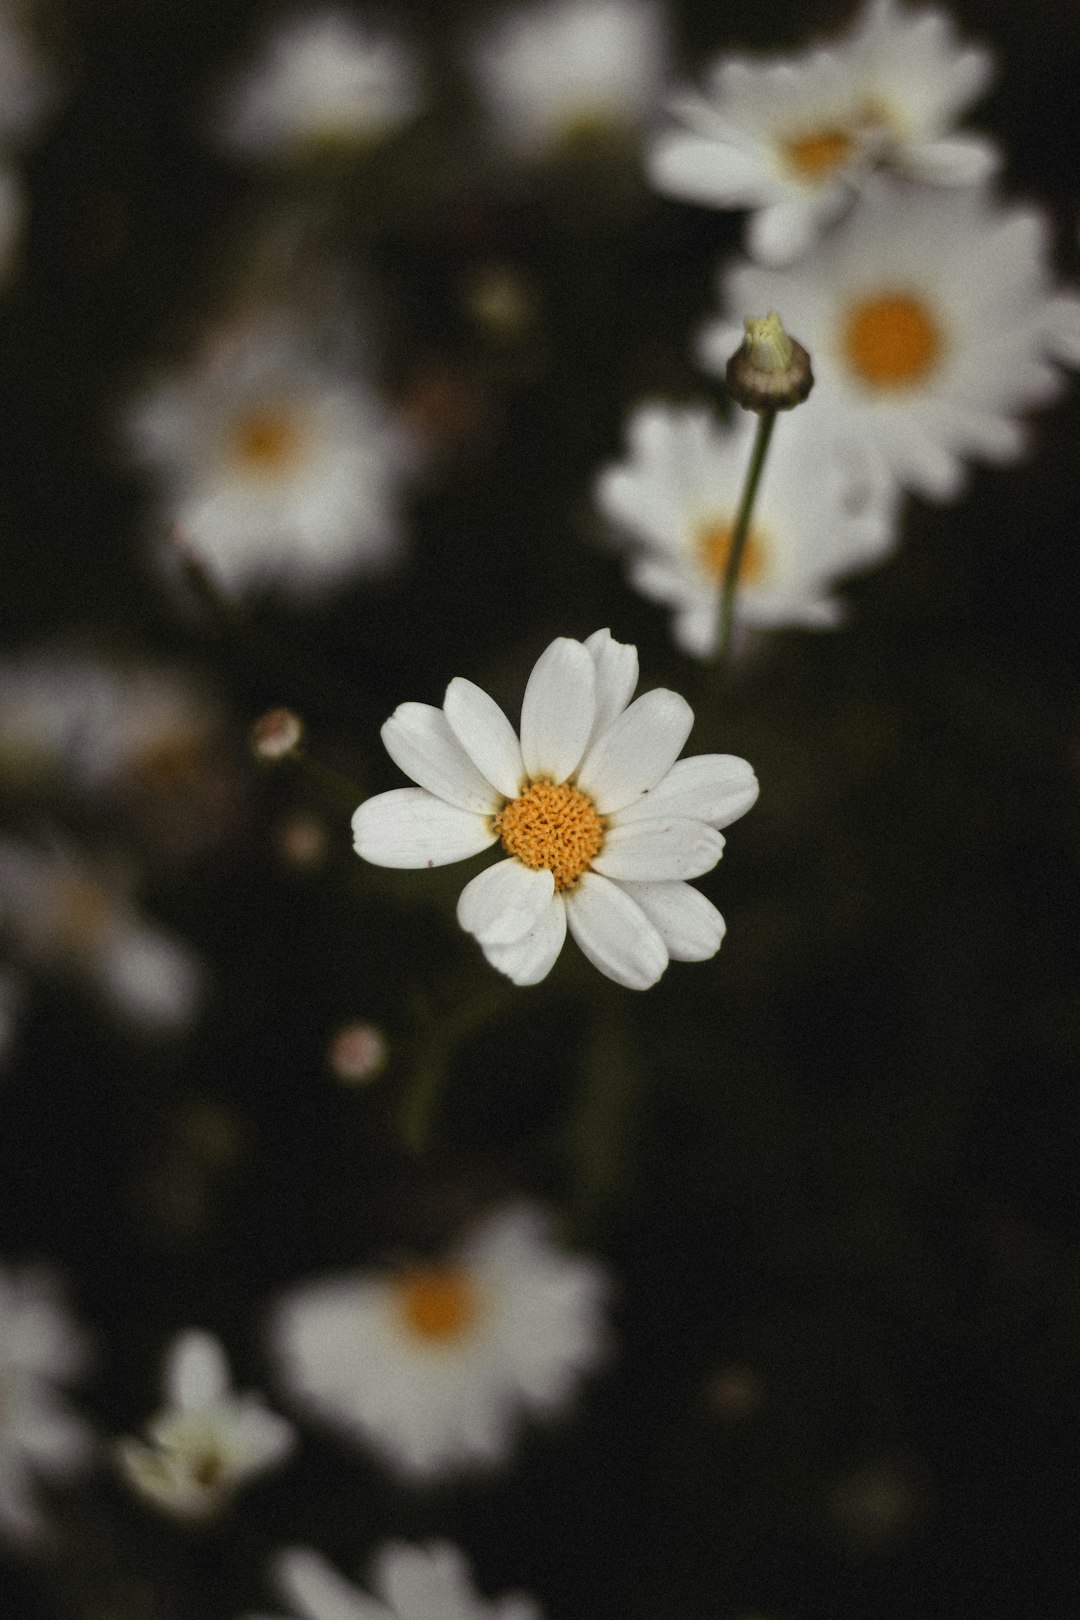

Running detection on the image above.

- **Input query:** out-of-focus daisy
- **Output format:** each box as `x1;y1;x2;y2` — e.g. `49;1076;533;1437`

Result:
245;1541;543;1620
596;403;898;656
468;0;669;163
117;1330;294;1521
215;9;420;163
700;181;1080;501
648;0;997;266
270;1204;608;1479
352;629;758;989
126;319;409;600
0;164;24;284
0;838;202;1033
0;1263;93;1543
0;648;239;854
0;2;56;145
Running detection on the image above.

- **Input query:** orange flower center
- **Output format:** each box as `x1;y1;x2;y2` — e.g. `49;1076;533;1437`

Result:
396;1266;479;1343
496;779;605;891
696;520;767;584
228;407;305;476
841;292;943;390
785;127;856;180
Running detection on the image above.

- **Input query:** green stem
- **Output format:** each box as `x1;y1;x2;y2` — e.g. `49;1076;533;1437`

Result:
715;408;778;670
290;748;366;817
398;983;513;1154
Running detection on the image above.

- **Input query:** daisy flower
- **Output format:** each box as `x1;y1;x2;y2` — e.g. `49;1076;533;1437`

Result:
270;1204;608;1480
0;838;202;1033
215;9;420;163
699;181;1080;501
596;403;898;656
0;1263;93;1543
468;0;669;162
117;1330;295;1521
0;2;56;146
246;1541;543;1620
647;0;997;266
126;318;409;600
352;629;758;990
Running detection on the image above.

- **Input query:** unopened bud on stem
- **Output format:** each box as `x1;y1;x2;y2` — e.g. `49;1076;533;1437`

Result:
726;311;813;412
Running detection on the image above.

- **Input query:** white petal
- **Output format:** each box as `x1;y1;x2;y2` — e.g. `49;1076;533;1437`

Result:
564;873;667;990
443;677;525;799
747;195;832;267
166;1331;230;1410
576;688;694;814
592;817;723;882
381;703;499;813
352;788;496;868
274;1546;380;1620
457;857;555;946
584;628;639;745
481;894;566;985
519;638;596;783
618;880;726;961
900;133;1000;185
645;132;778;207
613;754;759;829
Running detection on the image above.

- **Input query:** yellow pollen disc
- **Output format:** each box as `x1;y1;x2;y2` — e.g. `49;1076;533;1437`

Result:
495;779;604;891
842;292;942;390
785;127;855;180
229;408;305;476
396;1266;479;1343
696;520;767;585
190;1449;225;1489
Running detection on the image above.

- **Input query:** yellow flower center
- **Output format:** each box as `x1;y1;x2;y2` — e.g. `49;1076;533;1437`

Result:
496;779;605;891
841;292;943;390
695;519;767;584
785;127;856;180
396;1266;479;1343
228;408;306;476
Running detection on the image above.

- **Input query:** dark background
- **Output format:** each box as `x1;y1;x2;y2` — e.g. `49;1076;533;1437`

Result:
3;0;1080;1614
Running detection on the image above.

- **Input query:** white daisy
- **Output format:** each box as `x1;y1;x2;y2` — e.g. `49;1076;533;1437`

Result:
0;1263;93;1543
245;1541;543;1620
117;1330;295;1521
596;402;898;656
0;838;202;1033
468;0;669;161
270;1203;608;1480
700;180;1080;501
352;629;758;990
126;318;409;600
647;0;998;266
215;9;420;162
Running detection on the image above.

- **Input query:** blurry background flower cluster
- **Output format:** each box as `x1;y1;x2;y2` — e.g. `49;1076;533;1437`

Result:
3;0;1080;1615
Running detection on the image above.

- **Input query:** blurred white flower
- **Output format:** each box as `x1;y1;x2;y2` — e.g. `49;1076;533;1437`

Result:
127;320;409;600
0;838;202;1033
0;1263;93;1543
117;1330;295;1521
0;2;56;145
596;403;898;656
700;181;1080;501
0;163;24;284
353;629;758;989
270;1204;608;1480
469;0;669;161
215;9;420;162
648;0;997;265
245;1541;543;1620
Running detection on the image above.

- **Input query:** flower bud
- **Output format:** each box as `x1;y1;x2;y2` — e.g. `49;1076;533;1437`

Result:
726;311;813;412
327;1021;388;1085
251;707;304;761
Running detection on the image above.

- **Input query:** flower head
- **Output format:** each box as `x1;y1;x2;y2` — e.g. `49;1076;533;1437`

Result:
647;0;998;265
469;0;669;162
596;405;897;656
352;630;758;989
270;1204;608;1479
0;1264;93;1543
700;180;1080;501
245;1541;543;1620
126;318;409;599
116;1330;295;1521
215;10;420;162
